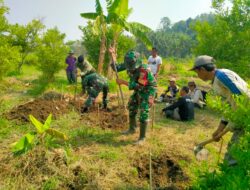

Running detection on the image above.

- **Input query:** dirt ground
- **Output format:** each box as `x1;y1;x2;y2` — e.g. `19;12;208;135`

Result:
135;153;189;189
5;91;129;131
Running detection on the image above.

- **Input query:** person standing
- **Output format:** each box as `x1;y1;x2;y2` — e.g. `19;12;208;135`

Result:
65;50;77;84
147;47;162;79
109;47;156;145
190;55;250;165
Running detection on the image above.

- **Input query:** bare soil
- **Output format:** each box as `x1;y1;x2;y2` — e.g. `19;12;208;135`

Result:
5;98;70;123
79;105;128;131
135;154;188;189
5;91;128;131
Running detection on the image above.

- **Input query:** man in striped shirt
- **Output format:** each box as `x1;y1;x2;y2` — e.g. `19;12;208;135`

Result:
190;55;250;166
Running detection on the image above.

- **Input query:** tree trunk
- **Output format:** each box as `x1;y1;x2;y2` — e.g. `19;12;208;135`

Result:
107;33;119;79
97;33;106;74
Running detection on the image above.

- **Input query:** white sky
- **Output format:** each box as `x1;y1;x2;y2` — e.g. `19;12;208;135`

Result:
4;0;213;41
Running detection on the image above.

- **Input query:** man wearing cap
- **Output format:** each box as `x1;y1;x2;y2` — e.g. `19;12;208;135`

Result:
76;55;110;113
190;55;250;165
65;50;77;84
159;78;179;103
109;47;157;145
76;55;96;94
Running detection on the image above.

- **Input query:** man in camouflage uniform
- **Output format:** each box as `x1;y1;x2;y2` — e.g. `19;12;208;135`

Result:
76;55;96;94
109;47;156;144
76;55;109;113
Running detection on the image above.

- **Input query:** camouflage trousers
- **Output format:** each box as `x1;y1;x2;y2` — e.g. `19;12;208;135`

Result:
128;91;152;123
84;85;109;108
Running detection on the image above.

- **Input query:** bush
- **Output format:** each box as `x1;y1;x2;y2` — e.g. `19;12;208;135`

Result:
37;28;68;82
191;94;250;189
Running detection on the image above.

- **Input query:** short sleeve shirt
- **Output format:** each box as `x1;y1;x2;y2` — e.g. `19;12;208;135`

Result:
212;69;250;108
147;55;162;75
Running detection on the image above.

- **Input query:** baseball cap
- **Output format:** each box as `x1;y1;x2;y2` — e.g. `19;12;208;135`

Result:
169;78;176;82
190;55;215;70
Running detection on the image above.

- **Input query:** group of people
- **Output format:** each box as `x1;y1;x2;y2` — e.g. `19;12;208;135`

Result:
65;47;250;166
160;78;207;122
65;51;110;113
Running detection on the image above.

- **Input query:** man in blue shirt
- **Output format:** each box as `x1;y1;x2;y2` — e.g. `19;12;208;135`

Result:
190;55;250;165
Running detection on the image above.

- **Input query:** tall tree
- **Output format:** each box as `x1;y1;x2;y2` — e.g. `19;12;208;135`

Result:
194;0;250;76
0;0;20;80
80;0;152;74
10;19;45;73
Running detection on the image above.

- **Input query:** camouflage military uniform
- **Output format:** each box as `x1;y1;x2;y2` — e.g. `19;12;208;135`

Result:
76;55;109;112
82;72;109;110
76;55;96;92
114;53;156;141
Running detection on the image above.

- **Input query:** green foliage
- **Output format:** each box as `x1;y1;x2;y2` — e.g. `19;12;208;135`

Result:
0;1;20;80
10;19;45;73
193;0;250;77
192;94;250;189
11;132;36;155
37;28;68;82
135;13;215;58
206;94;250;129
81;21;136;74
11;114;68;156
80;0;152;74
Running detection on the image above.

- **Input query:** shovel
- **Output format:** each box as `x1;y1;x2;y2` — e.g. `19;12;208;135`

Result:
193;138;214;161
194;128;229;161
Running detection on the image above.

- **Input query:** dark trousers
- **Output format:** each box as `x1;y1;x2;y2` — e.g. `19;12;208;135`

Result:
66;70;77;84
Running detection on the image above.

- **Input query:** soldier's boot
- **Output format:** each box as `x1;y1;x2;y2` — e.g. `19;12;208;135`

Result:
81;106;89;114
102;103;112;112
121;117;137;135
134;122;147;145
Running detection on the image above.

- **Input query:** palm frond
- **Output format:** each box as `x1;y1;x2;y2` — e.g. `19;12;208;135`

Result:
80;12;99;20
95;0;103;14
107;0;129;17
106;13;129;29
128;22;152;48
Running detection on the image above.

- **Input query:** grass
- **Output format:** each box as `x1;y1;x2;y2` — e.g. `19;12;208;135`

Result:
0;61;239;190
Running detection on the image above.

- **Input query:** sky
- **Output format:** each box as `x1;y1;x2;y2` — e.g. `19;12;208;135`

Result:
4;0;214;41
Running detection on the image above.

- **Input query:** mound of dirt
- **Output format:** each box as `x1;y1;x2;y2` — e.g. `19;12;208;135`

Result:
135;154;188;189
6;98;70;123
79;106;128;130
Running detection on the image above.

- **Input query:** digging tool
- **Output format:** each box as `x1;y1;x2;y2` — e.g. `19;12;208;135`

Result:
193;138;214;161
194;128;230;161
113;64;126;109
74;82;77;101
109;46;126;109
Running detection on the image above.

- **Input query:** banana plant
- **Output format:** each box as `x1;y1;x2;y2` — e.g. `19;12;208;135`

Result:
80;0;152;74
11;114;68;156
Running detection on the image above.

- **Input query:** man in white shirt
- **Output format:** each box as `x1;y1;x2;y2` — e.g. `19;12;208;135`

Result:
147;47;162;79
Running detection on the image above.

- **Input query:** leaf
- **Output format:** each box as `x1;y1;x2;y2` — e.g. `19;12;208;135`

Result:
80;12;99;20
46;128;68;141
29;114;44;133
11;133;35;155
43;114;52;131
